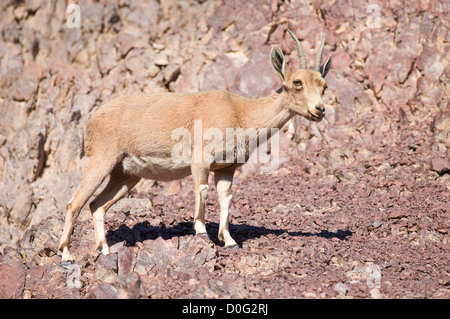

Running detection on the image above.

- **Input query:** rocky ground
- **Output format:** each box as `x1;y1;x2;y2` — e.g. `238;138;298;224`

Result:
0;0;449;299
2;137;449;299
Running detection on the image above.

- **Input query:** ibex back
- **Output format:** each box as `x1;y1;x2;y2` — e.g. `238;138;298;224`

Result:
58;29;332;265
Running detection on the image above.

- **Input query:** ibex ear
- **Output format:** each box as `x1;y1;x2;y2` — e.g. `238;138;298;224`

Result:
320;56;332;78
270;45;291;81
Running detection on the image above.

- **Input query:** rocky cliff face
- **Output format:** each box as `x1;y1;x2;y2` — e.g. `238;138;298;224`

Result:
0;0;448;299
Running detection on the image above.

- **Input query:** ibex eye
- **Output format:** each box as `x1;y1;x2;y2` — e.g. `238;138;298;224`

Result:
293;80;303;87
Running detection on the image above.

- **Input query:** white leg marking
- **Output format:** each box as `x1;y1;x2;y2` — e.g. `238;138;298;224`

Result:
60;246;75;264
194;184;209;235
93;207;109;255
218;194;237;247
199;184;209;200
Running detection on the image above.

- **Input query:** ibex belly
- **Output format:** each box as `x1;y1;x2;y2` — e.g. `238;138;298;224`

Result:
122;153;191;181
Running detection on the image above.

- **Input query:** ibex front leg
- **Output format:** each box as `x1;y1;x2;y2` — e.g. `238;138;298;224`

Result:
191;164;210;237
214;169;238;248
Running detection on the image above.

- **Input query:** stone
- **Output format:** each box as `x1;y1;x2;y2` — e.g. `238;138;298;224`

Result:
388;211;409;220
115;272;143;299
163;64;181;84
154;53;169;66
117;246;137;276
334;282;349;297
87;283;120;299
10;62;45;103
0;259;27;298
96;253;118;283
430;158;450;175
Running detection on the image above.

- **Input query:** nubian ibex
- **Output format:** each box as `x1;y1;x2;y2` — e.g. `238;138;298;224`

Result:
58;29;332;265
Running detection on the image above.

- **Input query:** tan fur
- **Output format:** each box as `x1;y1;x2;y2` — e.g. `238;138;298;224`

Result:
58;41;330;264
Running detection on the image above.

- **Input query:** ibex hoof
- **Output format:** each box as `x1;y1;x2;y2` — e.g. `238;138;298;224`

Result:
225;244;239;250
196;233;210;239
61;261;73;268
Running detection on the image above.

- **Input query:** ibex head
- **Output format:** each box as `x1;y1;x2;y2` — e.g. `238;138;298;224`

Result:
270;29;332;122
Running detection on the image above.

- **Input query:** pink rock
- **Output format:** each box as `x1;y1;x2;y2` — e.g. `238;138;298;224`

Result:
430;158;450;175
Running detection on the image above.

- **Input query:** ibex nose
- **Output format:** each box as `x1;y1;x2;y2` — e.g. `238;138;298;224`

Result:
315;104;325;114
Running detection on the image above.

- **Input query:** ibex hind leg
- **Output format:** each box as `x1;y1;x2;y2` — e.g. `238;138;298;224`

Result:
58;155;117;266
89;166;141;256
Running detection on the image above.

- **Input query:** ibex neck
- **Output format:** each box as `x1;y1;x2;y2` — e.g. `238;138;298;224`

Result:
238;89;293;130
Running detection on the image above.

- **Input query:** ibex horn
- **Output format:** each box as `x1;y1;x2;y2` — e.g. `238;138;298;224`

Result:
286;29;307;70
313;34;326;72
